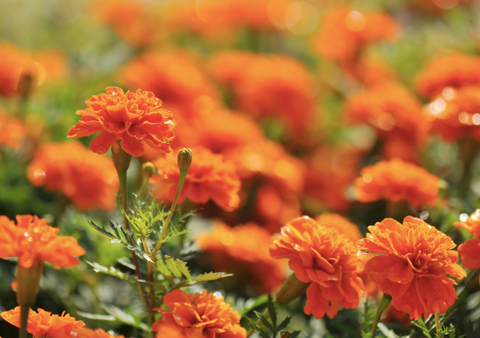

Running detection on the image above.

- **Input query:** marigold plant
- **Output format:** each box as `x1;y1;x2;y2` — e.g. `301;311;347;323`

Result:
358;216;466;319
270;216;363;319
355;158;441;207
454;210;480;283
152;289;247;338
67;86;175;157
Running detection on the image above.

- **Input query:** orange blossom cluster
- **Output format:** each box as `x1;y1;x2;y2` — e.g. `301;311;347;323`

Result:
454;210;480;283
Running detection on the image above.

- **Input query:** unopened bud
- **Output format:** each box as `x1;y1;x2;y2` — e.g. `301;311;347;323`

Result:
142;162;156;179
112;141;132;173
276;273;310;305
178;148;193;171
16;259;44;307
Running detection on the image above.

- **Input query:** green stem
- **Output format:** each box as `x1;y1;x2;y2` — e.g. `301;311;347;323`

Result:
371;294;392;337
20;305;29;338
458;138;478;198
435;313;441;338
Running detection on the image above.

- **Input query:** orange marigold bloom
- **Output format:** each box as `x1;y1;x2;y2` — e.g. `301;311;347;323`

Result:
75;328;127;338
343;83;430;161
209;51;318;137
118;51;218;120
67;86;175;157
152;289;247;338
197;222;286;294
315;213;362;242
27;141;119;211
312;8;398;65
1;307;85;338
454;210;480;282
355;158;441;208
0;215;85;269
358;217;466;319
424;86;480;142
150;147;241;211
270;216;363;319
415;53;480;99
0;109;29;150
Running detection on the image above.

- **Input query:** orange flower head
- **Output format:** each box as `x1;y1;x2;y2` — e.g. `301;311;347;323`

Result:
27;141;119;211
150;147;241;211
415;53;480;99
315;213;362;242
424;86;480;142
67;86;175;157
355;158;441;208
118;51;218;120
0;215;85;269
345;55;398;87
0;109;29;150
1;307;85;338
209;51;317;137
152;289;246;338
312;8;398;65
197;222;286;293
270;216;363;319
454;210;480;282
75;328;127;338
358;217;466;319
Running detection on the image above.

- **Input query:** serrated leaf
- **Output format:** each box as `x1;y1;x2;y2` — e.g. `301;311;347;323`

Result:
77;312;115;321
165;256;183;278
192;272;233;282
102;305;151;333
176;259;191;280
88;220;116;239
86;261;128;281
377;323;400;338
246;317;271;338
156;259;172;277
117;258;135;271
254;311;274;333
277;317;291;332
267;294;276;328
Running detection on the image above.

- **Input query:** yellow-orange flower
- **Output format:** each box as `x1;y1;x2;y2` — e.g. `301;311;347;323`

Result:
0;215;85;269
1;307;85;338
424;86;480;142
152;289;246;338
454;210;480;282
0;109;29;150
75;328;127;338
197;222;286;293
150;147;241;211
355;158;440;208
67;86;175;157
358;217;466;319
270;216;363;319
315;213;362;242
27;141;119;211
312;8;398;65
415;53;480;99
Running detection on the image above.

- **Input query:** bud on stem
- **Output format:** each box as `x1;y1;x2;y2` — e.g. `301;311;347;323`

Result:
112;141;132;173
276;273;310;305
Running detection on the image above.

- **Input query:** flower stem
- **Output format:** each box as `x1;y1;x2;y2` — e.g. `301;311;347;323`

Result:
20;305;29;338
435;312;441;338
371;293;392;337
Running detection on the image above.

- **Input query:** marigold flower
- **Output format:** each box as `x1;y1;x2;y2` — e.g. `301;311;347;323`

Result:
312;8;398;65
454;210;480;282
355;158;441;208
315;213;362;242
150;147;241;211
415;53;480;99
152;289;247;338
1;307;85;338
75;328;127;338
209;51;317;137
67;86;175;157
270;216;363;319
197;222;286;293
358;216;466;319
346;55;397;87
0;109;29;150
424;86;480;142
118;51;218;120
0;215;85;269
27;141;119;211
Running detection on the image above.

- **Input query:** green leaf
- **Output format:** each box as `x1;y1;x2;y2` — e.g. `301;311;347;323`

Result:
88;220;116;239
102;305;151;333
267;294;277;328
377;323;400;338
85;261;130;283
156;258;172;277
191;272;233;282
276;317;291;332
76;312;115;321
165;256;183;278
238;295;269;317
254;311;274;333
246;317;271;338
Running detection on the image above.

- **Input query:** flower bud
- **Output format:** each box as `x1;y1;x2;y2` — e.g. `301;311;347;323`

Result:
15;259;44;308
276;273;310;305
112;141;132;173
142;162;156;179
177;148;193;171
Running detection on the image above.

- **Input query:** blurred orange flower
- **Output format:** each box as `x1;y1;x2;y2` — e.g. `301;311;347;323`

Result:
27;141;119;211
315;213;362;242
209;51;318;138
343;83;430;161
0;215;85;269
152;289;246;338
355;158;440;208
345;55;398;87
68;87;175;157
1;307;85;338
424;86;480;142
75;328;127;338
359;217;466;319
118;51;218;120
454;210;480;282
270;216;363;319
150;147;241;211
415;53;480;99
197;222;285;293
312;8;398;65
0;109;29;150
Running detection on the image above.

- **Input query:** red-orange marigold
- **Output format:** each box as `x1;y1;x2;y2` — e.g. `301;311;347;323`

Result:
75;328;128;338
315;213;363;242
67;86;175;157
1;307;85;338
454;210;480;283
270;216;363;319
355;158;441;208
152;289;246;338
0;215;85;269
150;147;241;211
358;217;466;319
